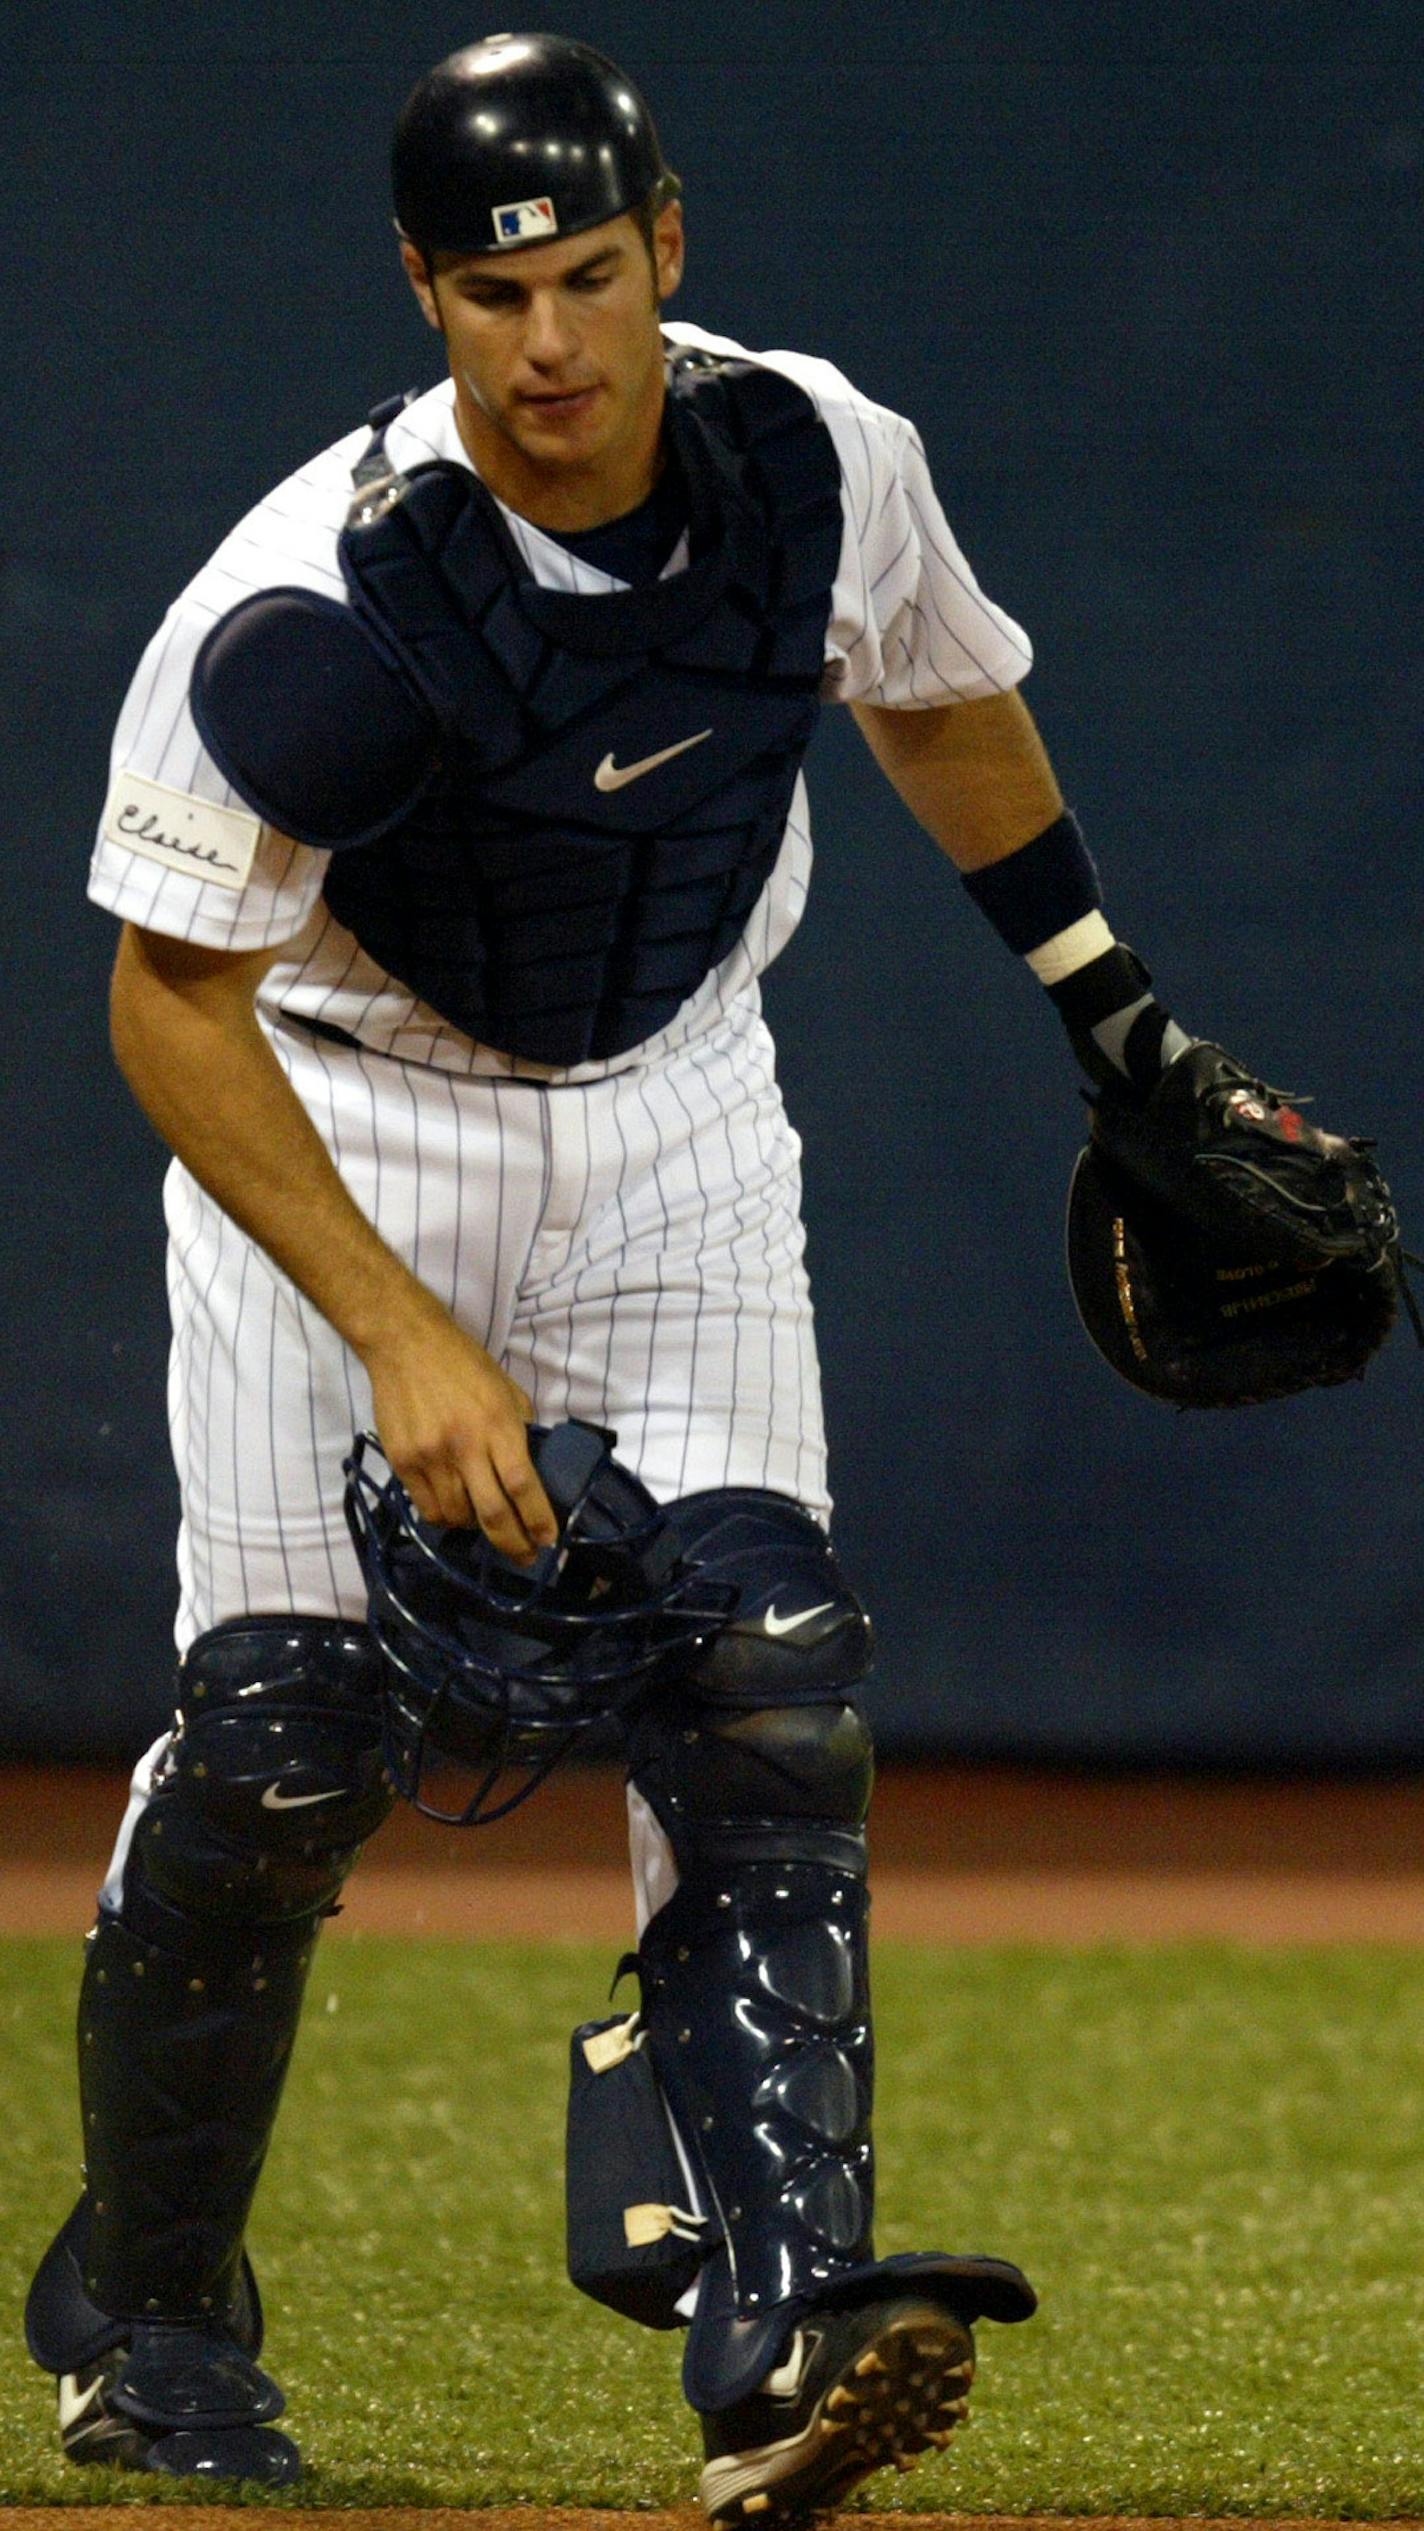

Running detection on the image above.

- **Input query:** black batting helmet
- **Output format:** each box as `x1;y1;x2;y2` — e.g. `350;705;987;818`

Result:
344;1422;730;1824
392;31;679;259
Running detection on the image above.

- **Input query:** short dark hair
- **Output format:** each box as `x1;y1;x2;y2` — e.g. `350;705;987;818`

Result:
629;171;683;266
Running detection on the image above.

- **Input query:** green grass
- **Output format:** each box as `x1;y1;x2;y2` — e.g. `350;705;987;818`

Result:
5;1936;1424;2511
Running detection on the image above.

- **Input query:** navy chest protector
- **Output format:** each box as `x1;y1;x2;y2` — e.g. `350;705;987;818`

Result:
191;356;843;1066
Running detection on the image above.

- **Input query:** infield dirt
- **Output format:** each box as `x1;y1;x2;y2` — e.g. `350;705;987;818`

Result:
7;1762;1424;1942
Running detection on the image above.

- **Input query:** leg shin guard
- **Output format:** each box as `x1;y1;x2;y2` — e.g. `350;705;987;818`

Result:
27;1618;392;2369
629;1692;879;2406
627;1692;1035;2411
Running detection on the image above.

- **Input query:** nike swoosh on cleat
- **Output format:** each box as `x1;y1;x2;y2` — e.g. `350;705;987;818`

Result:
762;1600;837;1638
759;2330;809;2399
260;1783;346;1810
593;729;713;791
58;2373;105;2432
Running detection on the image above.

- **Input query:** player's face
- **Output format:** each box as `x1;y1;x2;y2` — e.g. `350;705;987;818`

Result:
401;206;684;524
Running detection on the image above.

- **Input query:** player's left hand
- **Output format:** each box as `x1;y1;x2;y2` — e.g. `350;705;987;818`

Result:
1088;1039;1402;1279
1071;1038;1418;1405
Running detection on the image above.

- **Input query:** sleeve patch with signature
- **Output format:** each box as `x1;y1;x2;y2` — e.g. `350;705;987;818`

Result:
100;770;261;892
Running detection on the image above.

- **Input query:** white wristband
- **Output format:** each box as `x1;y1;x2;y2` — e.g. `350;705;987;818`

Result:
1024;909;1116;987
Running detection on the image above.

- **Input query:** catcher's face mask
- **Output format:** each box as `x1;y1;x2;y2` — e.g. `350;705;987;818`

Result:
343;1422;729;1823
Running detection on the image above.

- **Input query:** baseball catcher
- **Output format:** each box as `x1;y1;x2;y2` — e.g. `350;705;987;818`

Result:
32;18;1396;2528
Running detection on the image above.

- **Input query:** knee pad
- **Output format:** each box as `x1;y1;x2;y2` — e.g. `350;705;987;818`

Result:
125;1617;394;1937
628;1487;875;1880
667;1488;874;1712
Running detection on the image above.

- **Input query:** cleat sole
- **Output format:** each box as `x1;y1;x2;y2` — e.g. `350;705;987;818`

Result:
700;2300;976;2526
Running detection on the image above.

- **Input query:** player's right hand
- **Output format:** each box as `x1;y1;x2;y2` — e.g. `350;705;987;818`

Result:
358;1296;558;1563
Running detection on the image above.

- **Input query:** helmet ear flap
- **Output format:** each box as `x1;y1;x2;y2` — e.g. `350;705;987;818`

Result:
518;1422;686;1600
532;1419;620;1526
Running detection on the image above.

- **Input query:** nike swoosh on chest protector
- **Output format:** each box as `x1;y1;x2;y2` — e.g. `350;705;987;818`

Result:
593;728;714;791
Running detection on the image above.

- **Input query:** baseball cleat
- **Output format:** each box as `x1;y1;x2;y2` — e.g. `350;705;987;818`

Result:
697;2295;975;2526
56;2331;302;2485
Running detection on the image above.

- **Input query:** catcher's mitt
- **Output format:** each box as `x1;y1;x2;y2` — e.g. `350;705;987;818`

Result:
1069;1042;1414;1407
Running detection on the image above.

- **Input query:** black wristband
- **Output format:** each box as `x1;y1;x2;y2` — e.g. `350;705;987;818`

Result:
959;811;1102;956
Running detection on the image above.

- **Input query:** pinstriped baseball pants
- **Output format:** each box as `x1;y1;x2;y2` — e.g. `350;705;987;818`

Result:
162;991;830;1655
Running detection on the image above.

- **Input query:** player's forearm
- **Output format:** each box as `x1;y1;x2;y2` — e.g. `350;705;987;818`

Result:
855;688;1192;1092
851;688;1063;870
109;925;437;1362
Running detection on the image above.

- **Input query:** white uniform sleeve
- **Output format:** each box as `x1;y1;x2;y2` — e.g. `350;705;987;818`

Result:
87;601;331;948
662;326;1033;710
829;408;1034;706
86;435;365;949
774;358;1033;707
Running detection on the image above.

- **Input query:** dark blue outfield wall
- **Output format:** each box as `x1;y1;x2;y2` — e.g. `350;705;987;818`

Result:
3;3;1421;1765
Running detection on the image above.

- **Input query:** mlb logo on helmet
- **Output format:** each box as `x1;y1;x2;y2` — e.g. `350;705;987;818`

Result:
493;195;558;242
